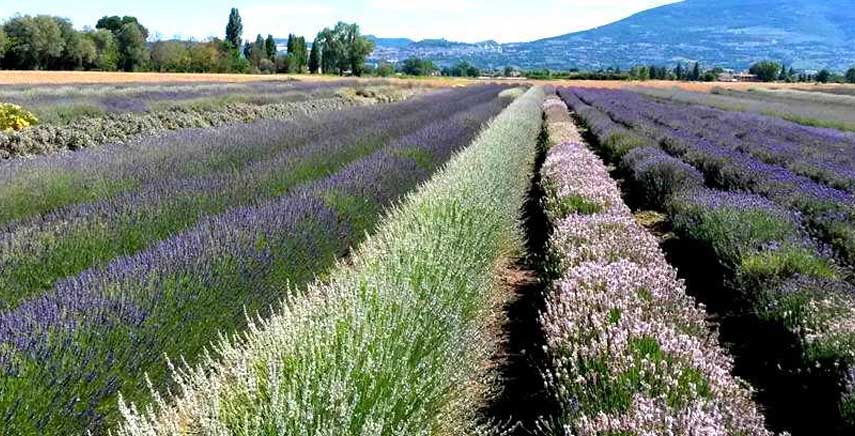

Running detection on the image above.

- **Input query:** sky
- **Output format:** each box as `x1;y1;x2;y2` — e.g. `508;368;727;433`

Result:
1;0;682;43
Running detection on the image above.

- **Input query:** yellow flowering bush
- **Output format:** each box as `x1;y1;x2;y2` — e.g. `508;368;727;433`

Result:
0;103;39;132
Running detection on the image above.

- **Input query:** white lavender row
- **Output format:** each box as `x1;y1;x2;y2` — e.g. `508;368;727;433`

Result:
111;87;545;436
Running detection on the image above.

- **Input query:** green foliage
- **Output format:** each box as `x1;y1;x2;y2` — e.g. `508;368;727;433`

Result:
116;22;149;72
0;103;38;131
96;16;149;39
816;69;832;83
444;61;480;77
150;41;190;72
553;194;604;218
0;28;6;60
749;61;782;82
2;15;65;69
286;34;308;73
308;39;321;73
264;34;276;61
86;29;119;71
739;247;837;285
401;57;437;76
225;8;243;49
375;62;395;77
315;22;374;76
847;67;855;84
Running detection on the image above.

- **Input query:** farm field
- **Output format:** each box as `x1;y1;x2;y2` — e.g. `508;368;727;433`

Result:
0;80;517;433
635;85;855;131
3;72;855;436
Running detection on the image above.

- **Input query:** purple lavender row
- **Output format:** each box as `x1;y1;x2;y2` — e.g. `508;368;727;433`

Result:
0;90;508;434
0;87;504;312
1;79;384;115
566;87;855;268
0;86;491;227
540;97;772;434
577;88;855;193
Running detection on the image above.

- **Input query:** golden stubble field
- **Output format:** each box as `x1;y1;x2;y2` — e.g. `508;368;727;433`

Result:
2;70;854;95
0;70;471;88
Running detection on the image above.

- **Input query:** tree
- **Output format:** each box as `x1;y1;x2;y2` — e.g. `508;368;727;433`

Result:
778;65;789;81
401;57;436;76
314;22;373;76
0;29;6;63
2;15;65;70
275;54;291;73
265;34;276;61
376;62;395;77
151;41;190;72
286;34;308;73
446;61;479;77
691;62;701;81
54;17;90;70
96;16;148;39
675;63;684;81
308;39;320;73
846;67;855;84
86;29;119;71
117;22;149;71
749;61;781;82
225;8;243;49
816;69;831;83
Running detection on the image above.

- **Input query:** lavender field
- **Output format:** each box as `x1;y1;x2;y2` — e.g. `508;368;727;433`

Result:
4;77;855;436
561;86;855;435
0;81;514;434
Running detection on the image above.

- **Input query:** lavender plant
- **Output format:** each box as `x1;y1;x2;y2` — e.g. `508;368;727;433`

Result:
539;97;771;435
565;87;855;269
0;86;510;434
111;87;544;436
563;88;855;430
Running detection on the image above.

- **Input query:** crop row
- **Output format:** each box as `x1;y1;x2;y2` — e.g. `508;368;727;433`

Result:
539;96;770;435
0;80;389;124
565;88;855;269
0;86;510;434
0;86;505;314
0;81;412;160
563;88;855;431
602;88;855;194
111;87;546;435
636;86;855;132
0;87;486;226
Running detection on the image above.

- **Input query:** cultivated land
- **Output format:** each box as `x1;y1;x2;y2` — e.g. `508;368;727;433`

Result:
3;72;855;436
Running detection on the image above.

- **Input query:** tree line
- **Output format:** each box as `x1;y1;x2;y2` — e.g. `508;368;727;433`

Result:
0;8;376;75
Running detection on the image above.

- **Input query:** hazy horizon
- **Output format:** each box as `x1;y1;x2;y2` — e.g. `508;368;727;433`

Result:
0;0;682;43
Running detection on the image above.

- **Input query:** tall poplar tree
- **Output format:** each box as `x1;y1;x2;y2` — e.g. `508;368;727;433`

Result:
225;8;242;49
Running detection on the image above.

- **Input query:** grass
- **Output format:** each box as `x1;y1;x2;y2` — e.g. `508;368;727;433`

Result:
113;87;545;436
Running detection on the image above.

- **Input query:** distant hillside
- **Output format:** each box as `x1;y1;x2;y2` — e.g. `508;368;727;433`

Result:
369;0;855;71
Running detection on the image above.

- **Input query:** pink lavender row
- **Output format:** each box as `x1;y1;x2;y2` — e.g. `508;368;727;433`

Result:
540;103;771;434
